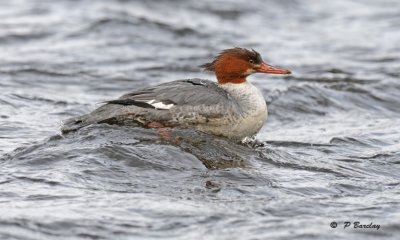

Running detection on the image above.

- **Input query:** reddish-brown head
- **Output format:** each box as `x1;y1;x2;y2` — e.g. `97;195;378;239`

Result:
201;48;291;84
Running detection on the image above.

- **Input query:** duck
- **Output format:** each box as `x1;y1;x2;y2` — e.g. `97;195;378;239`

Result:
61;47;291;141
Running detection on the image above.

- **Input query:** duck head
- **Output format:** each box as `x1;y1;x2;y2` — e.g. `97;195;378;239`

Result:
201;47;291;84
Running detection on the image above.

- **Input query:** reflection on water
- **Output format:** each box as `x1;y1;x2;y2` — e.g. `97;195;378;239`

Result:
1;0;400;239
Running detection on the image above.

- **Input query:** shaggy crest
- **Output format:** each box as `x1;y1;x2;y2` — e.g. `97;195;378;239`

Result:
201;47;263;71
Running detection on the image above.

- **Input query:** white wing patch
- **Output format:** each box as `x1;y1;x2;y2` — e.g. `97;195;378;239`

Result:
146;99;174;110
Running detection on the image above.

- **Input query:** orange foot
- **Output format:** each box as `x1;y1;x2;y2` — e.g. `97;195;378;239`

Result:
146;122;166;128
146;122;180;144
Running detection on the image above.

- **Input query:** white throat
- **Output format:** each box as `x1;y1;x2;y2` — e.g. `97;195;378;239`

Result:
220;82;267;113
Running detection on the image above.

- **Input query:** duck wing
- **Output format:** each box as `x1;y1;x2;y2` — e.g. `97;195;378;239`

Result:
62;79;236;133
108;79;230;109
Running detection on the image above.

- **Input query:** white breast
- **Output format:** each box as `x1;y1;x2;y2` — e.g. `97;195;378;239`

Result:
220;82;268;138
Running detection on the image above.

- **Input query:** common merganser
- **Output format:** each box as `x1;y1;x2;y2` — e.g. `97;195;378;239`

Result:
62;48;291;141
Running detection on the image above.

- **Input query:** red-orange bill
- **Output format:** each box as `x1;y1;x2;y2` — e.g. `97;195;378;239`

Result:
256;63;291;74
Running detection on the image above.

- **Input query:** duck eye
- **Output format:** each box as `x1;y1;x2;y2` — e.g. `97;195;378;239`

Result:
249;59;254;64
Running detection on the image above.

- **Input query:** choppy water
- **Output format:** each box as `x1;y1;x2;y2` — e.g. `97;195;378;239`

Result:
1;0;400;239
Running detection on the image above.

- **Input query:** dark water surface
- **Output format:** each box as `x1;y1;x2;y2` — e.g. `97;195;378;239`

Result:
1;0;400;239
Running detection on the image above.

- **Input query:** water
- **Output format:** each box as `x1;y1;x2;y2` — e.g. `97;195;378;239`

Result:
1;0;400;239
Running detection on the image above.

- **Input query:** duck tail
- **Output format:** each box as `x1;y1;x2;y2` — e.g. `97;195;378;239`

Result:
61;114;94;134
